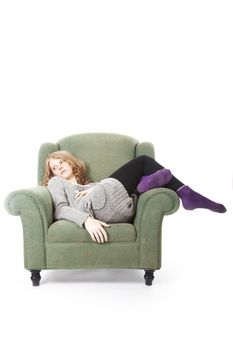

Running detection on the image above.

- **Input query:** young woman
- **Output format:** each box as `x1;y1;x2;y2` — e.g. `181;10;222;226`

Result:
43;151;226;244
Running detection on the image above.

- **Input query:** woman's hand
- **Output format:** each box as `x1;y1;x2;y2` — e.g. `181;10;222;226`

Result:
75;188;93;199
84;216;110;243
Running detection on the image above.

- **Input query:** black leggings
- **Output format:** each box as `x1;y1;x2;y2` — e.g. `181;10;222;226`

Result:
109;155;184;195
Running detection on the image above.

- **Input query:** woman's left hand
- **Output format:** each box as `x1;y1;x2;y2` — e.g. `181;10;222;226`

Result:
75;188;93;199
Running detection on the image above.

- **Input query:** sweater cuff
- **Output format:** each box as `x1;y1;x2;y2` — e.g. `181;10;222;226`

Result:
79;212;90;228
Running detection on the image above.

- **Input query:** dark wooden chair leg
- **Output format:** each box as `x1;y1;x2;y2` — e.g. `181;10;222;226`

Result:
144;269;155;286
30;270;41;286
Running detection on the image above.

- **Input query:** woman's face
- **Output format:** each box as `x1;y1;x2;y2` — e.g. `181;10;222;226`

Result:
49;158;74;180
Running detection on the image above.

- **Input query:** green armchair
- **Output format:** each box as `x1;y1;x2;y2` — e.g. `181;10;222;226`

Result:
4;133;180;286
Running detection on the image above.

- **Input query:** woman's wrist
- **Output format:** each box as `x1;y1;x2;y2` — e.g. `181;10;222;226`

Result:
84;215;91;227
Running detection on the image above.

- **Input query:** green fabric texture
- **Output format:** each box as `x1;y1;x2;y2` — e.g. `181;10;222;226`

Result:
4;186;53;269
134;188;180;268
48;221;136;242
4;133;180;273
38;133;138;184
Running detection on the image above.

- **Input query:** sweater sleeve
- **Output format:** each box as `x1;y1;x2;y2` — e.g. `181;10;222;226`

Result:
48;177;90;228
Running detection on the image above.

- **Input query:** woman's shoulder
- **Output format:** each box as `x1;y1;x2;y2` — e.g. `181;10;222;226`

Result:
48;176;64;187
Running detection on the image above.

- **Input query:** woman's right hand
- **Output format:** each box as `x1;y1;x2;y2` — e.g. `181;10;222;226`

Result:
84;216;110;243
75;188;93;199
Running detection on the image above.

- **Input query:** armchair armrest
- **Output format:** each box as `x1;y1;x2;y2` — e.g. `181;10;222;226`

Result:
134;188;180;269
4;186;53;269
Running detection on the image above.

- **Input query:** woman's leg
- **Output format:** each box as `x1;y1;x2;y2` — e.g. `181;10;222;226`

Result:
176;185;226;212
109;155;183;195
109;155;226;213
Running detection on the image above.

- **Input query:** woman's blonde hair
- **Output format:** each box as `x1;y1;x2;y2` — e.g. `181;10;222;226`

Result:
42;150;91;186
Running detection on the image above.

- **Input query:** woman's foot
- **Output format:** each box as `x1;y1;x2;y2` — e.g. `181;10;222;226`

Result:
177;185;227;213
137;169;172;193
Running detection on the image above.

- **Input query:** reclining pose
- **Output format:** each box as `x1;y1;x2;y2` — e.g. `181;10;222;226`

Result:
43;151;226;244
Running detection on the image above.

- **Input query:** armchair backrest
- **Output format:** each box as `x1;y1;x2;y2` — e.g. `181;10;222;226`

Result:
37;133;155;184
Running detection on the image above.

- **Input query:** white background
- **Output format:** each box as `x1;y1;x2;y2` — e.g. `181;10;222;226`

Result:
0;1;232;349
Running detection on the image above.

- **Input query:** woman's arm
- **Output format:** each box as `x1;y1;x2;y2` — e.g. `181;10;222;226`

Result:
75;188;93;199
48;177;90;227
48;177;110;243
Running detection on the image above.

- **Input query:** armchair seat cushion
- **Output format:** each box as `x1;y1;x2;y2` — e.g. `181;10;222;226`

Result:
47;220;137;243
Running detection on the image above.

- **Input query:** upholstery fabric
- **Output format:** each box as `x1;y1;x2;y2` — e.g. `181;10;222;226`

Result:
48;221;137;243
38;133;139;184
4;133;180;273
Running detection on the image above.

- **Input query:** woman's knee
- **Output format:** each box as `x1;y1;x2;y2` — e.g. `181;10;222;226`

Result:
135;155;153;162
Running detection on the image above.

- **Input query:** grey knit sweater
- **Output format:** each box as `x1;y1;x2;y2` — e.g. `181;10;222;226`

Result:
47;176;138;227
